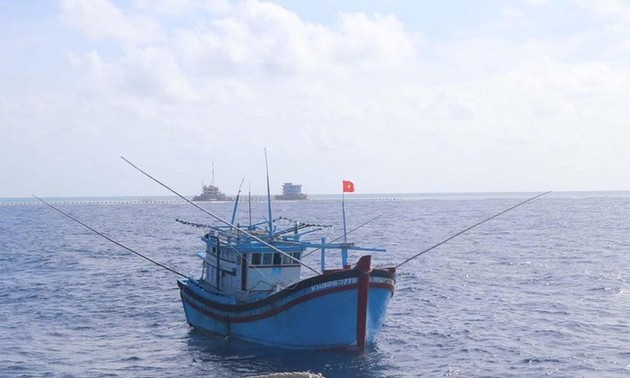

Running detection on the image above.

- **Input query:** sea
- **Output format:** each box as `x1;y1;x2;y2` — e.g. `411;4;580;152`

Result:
1;192;629;377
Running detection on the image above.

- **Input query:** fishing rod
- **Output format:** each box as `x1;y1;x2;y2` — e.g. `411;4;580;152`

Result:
33;195;187;278
301;213;383;258
395;191;551;269
120;156;321;275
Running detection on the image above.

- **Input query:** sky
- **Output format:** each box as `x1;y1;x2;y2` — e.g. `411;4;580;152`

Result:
2;0;630;197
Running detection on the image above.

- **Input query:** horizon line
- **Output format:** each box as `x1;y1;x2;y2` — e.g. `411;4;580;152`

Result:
3;189;630;201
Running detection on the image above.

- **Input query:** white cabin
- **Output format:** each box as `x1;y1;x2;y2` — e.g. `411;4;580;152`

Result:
198;234;302;295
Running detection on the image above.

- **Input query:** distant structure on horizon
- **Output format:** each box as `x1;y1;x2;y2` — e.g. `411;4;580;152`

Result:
192;163;231;202
274;182;307;201
192;183;230;202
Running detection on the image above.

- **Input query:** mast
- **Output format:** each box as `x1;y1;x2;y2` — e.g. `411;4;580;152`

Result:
248;186;252;229
231;178;245;224
264;149;273;239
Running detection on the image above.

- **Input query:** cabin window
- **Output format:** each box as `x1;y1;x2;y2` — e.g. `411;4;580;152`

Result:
292;252;301;260
251;253;261;265
262;253;272;265
282;253;292;265
273;253;282;265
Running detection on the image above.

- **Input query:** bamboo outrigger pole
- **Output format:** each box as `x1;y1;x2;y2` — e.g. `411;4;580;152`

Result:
301;214;382;258
395;191;551;269
33;195;188;278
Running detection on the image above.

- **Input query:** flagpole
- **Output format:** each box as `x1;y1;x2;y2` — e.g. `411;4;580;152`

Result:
342;191;348;242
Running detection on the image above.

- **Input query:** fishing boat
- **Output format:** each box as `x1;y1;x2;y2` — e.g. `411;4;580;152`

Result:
176;210;396;350
34;155;549;352
177;156;395;350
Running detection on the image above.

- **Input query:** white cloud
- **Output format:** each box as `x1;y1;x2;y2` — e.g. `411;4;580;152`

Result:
3;0;630;196
165;2;418;79
575;0;630;22
572;0;630;42
333;13;417;70
58;0;424;166
60;0;164;45
131;0;232;15
501;6;525;20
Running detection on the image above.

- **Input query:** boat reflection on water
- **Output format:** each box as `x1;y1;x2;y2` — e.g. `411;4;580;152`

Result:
183;327;391;377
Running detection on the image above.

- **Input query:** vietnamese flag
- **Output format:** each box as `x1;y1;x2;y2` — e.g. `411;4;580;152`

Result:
342;180;355;193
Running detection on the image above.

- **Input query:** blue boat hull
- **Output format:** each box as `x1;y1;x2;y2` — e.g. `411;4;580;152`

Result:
178;256;396;350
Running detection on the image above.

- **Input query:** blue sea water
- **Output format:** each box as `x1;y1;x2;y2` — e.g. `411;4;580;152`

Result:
1;192;629;377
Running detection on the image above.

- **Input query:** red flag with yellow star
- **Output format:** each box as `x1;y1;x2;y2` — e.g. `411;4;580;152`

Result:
342;180;355;193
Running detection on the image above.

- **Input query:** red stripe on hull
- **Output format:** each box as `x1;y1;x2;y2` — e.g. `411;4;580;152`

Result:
184;283;357;323
370;282;395;291
182;279;395;325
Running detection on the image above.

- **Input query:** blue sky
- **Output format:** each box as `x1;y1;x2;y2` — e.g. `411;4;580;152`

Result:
2;0;630;197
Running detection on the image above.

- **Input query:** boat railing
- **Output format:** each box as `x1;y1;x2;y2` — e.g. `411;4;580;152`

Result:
181;217;388;273
302;239;387;272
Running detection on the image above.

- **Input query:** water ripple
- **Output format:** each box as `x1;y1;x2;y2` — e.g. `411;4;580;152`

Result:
1;195;630;376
